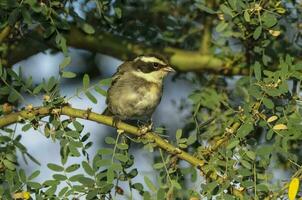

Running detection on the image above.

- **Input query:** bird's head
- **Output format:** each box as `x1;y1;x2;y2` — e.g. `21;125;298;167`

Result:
131;55;175;83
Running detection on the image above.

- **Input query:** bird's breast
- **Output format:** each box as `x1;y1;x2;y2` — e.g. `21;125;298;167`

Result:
107;80;162;119
136;84;161;108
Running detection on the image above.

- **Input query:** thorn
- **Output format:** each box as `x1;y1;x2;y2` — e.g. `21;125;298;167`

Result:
84;107;92;119
117;129;124;135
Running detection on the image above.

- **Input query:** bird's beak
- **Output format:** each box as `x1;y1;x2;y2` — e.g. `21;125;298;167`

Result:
162;66;176;72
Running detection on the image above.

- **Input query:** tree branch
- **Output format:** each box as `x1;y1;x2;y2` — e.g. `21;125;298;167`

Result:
0;26;11;43
7;26;248;75
0;105;205;168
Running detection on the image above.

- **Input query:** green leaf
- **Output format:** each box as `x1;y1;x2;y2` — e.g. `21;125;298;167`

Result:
115;153;128;162
8;88;22;103
65;131;80;139
246;151;256;160
226;139;239;150
240;159;252;169
263;97;274;109
82;161;94;176
128;168;138;178
98;148;114;155
69;174;84;182
83;74;90;89
62;71;76;78
87;189;98;200
132;183;144;192
99;78;112;86
179;143;188;148
53;174;67;181
196;3;216;14
69;145;81;157
19;169;26;182
253;26;262;40
95;159;111;167
244;10;250;22
216;21;228;32
115;7;122;18
58;186;69;197
47;163;64;172
65;164;80;173
43;180;60;186
25;152;41;165
8;8;20;26
105;136;116;144
171;180;182;190
111;162;122;171
262;13;277;28
81;23;95;34
117;143;129;150
47;76;57;91
262;54;272;66
237;122;254;138
28;170;40;180
28;181;41;189
22;8;32;25
45;185;57;196
56;34;68;55
22;124;32;132
220;4;234;17
0;63;2;77
257;183;269;192
153;162;164;169
266;129;274;140
254;61;262;81
59;56;71;70
228;0;237;10
85;91;97;104
187;132;197;145
256;145;273;157
33;84;43;94
176;129;182;140
3;159;15;170
94;85;107;96
107;167;115;183
73;121;83;133
144;176;157;192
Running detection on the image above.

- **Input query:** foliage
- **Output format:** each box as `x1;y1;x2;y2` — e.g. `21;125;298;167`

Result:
1;0;302;199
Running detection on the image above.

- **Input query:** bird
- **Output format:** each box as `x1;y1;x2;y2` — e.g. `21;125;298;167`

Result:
104;54;175;132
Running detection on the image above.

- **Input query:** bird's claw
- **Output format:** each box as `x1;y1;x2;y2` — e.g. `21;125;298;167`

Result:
112;116;120;128
147;121;153;131
138;125;149;136
138;122;153;136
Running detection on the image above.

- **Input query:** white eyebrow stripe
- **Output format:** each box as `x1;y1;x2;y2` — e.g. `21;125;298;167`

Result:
135;56;166;65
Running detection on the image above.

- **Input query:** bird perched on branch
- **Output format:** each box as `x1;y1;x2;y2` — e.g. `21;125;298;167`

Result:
104;55;175;132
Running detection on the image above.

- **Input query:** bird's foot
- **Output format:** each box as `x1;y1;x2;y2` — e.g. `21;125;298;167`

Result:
138;121;153;136
147;120;153;131
112;116;120;128
138;125;149;135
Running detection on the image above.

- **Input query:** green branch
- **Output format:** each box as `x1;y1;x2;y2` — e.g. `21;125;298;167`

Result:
6;26;248;75
0;26;11;43
0;105;205;168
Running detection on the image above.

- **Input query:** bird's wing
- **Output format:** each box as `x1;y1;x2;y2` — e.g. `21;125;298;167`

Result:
110;61;132;86
101;107;113;116
105;61;132;105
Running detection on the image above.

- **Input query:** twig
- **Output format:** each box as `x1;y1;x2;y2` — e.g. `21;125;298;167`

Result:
0;105;205;168
0;26;11;43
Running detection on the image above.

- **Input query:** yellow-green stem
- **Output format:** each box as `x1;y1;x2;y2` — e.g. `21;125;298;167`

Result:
0;106;205;168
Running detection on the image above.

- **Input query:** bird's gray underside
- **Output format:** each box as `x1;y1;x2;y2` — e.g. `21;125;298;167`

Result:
105;65;163;121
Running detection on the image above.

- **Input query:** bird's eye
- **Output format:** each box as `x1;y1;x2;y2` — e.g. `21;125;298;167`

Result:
153;63;159;68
